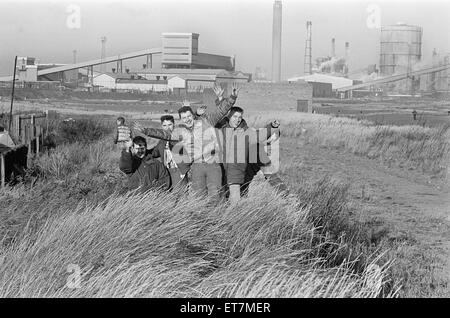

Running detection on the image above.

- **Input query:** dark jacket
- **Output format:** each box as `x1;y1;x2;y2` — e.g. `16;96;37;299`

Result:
219;118;279;185
220;119;249;185
149;139;190;175
119;149;170;191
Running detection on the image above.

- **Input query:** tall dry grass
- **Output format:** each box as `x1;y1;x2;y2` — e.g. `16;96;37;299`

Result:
0;183;399;297
248;112;450;179
1;113;447;297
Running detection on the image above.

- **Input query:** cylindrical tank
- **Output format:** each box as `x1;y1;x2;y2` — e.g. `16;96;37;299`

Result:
380;23;422;76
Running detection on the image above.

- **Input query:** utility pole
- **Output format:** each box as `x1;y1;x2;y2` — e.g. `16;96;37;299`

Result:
8;56;17;132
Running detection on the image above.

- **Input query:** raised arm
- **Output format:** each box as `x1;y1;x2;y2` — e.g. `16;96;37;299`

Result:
205;83;240;127
132;122;180;142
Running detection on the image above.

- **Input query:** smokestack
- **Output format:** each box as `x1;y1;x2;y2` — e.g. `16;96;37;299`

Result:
100;36;107;73
331;38;336;57
272;0;282;82
304;21;312;75
345;42;350;74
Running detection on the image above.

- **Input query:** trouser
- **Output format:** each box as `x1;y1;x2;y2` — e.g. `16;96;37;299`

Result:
229;184;241;203
191;162;222;202
168;167;188;190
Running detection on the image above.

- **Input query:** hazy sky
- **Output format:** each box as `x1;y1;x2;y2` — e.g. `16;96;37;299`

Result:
0;0;449;78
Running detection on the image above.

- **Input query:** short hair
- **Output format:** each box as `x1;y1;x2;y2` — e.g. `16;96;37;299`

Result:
229;106;244;118
132;136;147;146
160;115;175;124
117;116;125;125
178;106;194;118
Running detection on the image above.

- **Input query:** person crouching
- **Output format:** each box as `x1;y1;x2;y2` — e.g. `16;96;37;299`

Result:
119;136;170;192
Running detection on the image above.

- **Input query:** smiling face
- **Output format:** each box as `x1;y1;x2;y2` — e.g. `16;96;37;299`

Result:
133;141;147;158
161;120;174;132
229;111;243;128
180;110;194;128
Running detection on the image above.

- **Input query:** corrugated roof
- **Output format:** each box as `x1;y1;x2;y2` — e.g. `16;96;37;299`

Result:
288;73;353;90
116;79;168;84
138;68;227;76
95;72;139;80
184;75;217;81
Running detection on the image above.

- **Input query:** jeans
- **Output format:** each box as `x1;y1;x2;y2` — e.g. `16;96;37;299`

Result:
191;163;222;202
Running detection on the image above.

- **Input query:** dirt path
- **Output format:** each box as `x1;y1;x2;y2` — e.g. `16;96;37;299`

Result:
281;138;450;284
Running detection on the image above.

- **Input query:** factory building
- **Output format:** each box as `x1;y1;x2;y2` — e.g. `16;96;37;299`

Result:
161;33;235;70
288;73;353;97
93;73;171;92
137;69;250;93
91;32;250;93
93;69;250;93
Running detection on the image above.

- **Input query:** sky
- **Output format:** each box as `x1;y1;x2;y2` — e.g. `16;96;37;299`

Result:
0;0;449;79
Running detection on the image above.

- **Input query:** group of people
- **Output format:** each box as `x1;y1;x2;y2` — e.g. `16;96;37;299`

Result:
114;83;287;204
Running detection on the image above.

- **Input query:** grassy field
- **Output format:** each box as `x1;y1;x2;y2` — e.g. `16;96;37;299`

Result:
0;97;449;297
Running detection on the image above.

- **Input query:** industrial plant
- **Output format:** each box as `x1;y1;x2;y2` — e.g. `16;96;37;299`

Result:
0;0;448;100
0;32;250;94
287;18;449;98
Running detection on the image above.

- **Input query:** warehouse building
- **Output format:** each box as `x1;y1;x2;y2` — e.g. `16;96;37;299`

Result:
161;33;235;70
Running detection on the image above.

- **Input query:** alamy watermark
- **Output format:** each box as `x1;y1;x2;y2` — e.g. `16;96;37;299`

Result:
170;127;280;173
66;263;81;289
366;4;381;30
66;4;81;29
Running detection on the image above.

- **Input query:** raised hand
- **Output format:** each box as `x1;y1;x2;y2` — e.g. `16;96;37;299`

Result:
196;105;207;116
231;82;241;97
125;139;133;150
213;85;225;99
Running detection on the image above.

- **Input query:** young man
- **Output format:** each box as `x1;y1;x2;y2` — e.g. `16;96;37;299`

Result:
119;136;170;192
150;115;189;190
241;119;287;197
218;107;285;203
133;83;240;203
114;117;132;150
219;106;248;203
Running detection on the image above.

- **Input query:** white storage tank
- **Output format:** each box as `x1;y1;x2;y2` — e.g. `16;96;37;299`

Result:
380;23;422;76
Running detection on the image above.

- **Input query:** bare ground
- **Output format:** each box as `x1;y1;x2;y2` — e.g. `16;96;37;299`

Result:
280;136;450;293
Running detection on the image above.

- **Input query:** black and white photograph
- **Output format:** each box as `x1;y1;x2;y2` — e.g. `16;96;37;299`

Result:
0;0;449;301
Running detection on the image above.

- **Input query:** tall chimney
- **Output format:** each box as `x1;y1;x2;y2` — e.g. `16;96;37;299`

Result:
345;42;350;75
331;38;336;57
304;21;312;75
272;0;282;82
